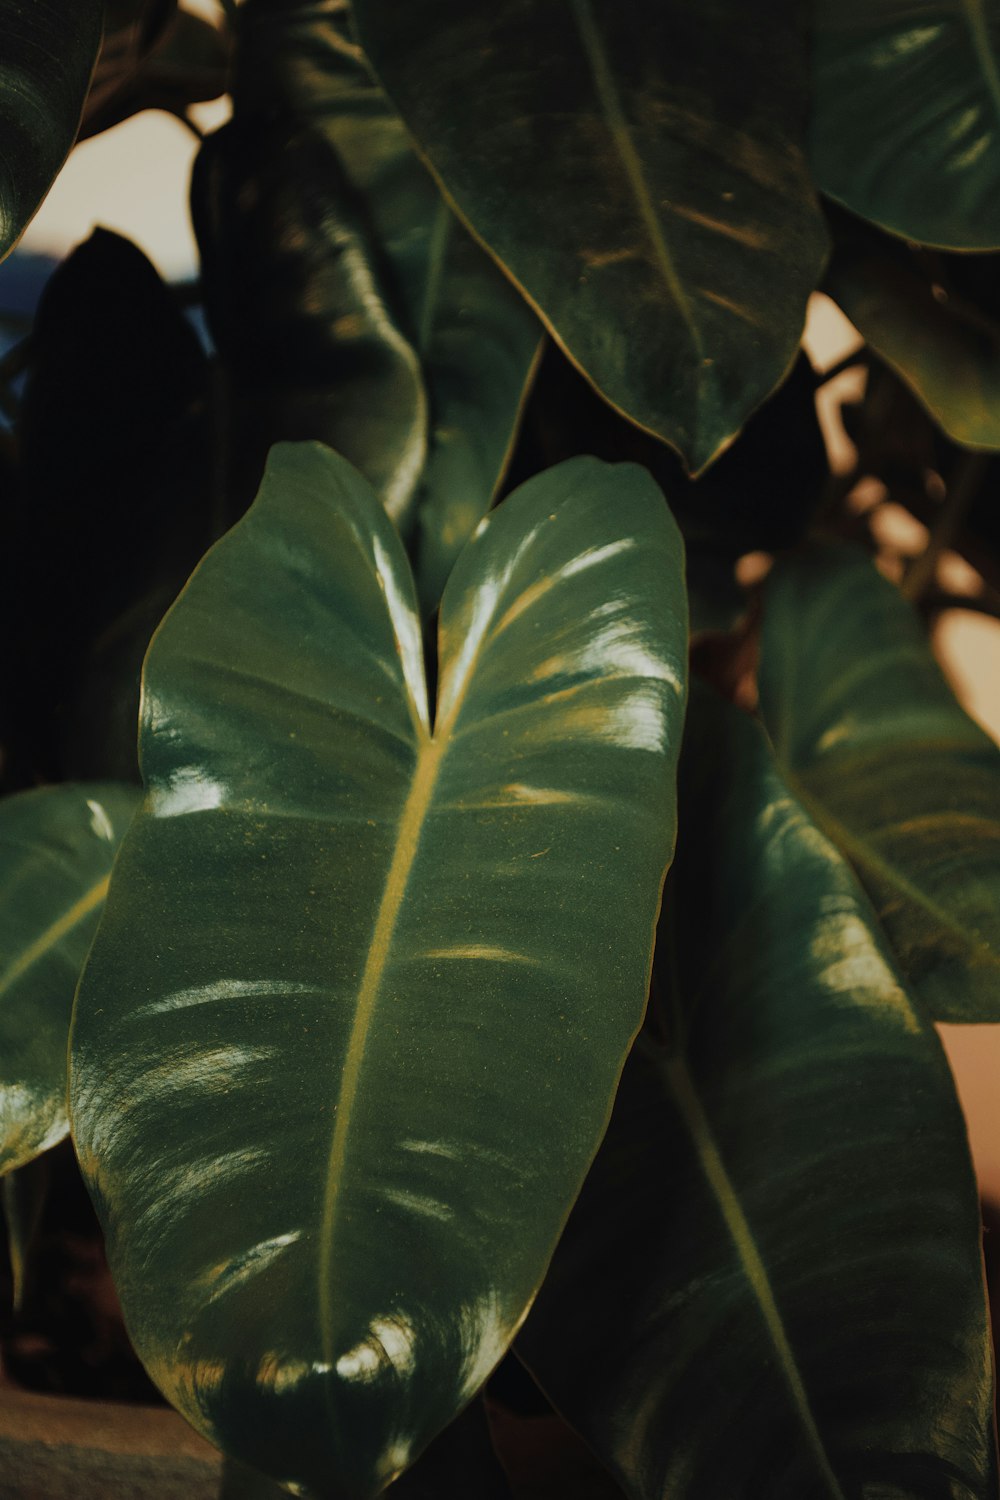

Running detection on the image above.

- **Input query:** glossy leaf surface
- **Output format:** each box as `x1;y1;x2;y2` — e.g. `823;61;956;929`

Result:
519;688;997;1498
70;446;687;1498
825;219;1000;448
0;784;138;1176
352;0;827;474
194;0;540;560
235;0;542;606
759;545;1000;1021
812;0;1000;249
0;0;103;260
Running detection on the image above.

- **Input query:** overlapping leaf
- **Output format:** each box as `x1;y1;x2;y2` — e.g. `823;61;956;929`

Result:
825;215;1000;448
4;228;211;784
70;446;687;1498
519;687;997;1498
0;783;138;1176
352;0;827;473
812;0;1000;249
0;0;103;261
759;544;1000;1021
194;0;540;575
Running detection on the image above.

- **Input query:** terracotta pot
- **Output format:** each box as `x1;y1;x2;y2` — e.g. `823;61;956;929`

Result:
0;1381;221;1499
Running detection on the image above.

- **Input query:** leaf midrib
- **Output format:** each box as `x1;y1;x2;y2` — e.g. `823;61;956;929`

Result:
568;0;704;361
317;578;500;1374
0;875;110;1000
663;1051;847;1500
961;0;1000;125
790;772;1000;976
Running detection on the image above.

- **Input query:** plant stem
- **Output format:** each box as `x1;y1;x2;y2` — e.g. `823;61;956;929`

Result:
901;452;990;603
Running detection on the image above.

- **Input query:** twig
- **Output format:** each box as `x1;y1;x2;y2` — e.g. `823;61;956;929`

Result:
901;451;990;603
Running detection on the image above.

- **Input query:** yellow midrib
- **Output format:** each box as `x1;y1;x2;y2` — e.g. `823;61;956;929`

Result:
791;773;1000;976
0;875;110;1000
664;1053;847;1500
569;0;704;360
318;730;445;1366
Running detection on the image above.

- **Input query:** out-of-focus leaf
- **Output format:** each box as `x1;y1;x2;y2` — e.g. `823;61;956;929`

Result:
195;0;540;581
0;783;138;1177
70;446;687;1499
514;341;826;633
825;214;1000;448
2;228;211;784
83;1;229;139
193;119;428;529
352;0;827;474
759;544;1000;1021
519;686;997;1498
812;0;1000;250
0;0;103;261
3;1154;50;1312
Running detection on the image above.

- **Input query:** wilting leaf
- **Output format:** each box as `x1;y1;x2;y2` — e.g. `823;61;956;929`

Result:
0;0;103;261
812;0;1000;249
351;0;827;474
518;686;996;1498
758;544;1000;1020
825;214;1000;448
70;446;687;1498
0;783;138;1176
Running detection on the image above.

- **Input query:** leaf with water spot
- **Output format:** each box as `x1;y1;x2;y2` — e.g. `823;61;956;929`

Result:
758;544;1000;1021
351;0;827;474
69;445;687;1499
518;685;997;1498
0;784;138;1175
812;0;1000;249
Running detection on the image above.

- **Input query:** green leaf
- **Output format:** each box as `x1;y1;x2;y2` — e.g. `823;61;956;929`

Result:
0;0;103;261
824;215;1000;448
70;445;687;1498
195;0;540;586
351;0;827;474
3;228;211;785
0;784;138;1177
758;544;1000;1021
194;117;428;529
518;686;997;1498
811;0;1000;250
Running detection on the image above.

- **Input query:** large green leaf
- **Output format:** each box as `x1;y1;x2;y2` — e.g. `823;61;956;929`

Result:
195;0;540;590
758;544;1000;1021
351;0;827;475
518;687;997;1498
70;446;687;1498
824;214;1000;448
812;0;1000;250
0;784;138;1176
0;0;103;261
